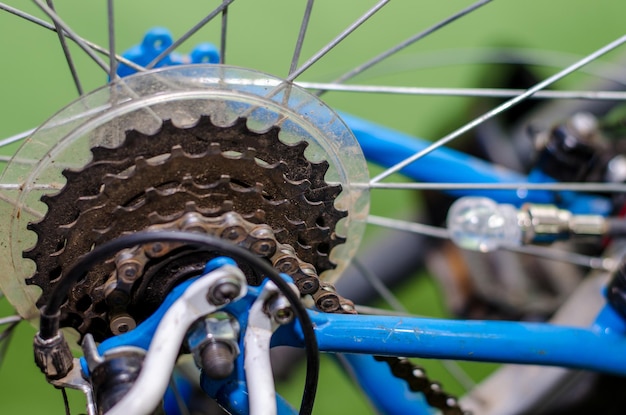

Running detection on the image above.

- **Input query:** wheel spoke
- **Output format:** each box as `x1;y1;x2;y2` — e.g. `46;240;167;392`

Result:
145;0;235;70
300;82;626;101
0;315;21;326
0;316;21;371
352;259;407;313
0;191;45;219
33;0;113;76
505;244;616;271
0;184;64;190
61;388;71;415
45;0;83;95
367;215;615;271
312;47;626;85
286;0;391;82
289;0;315;76
0;128;33;149
368;215;450;239
323;0;493;90
107;0;117;81
368;182;626;193
353;259;477;390
219;0;229;64
0;3;146;73
370;33;626;184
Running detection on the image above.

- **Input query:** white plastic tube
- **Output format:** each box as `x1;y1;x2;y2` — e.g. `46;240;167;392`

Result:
244;282;281;415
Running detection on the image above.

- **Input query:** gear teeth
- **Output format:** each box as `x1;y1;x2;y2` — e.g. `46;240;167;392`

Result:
90;146;114;162
227;181;262;195
25;114;348;340
286;217;307;230
26;221;43;236
221;200;234;212
101;173;121;186
134;156;149;170
77;194;102;211
22;249;35;261
181;175;195;187
309;160;331;185
208;142;222;155
62;169;81;181
147;211;175;225
247;209;266;222
145;187;160;203
92;228;109;243
170;145;186;158
50;245;66;258
274;229;289;241
57;222;75;236
110;204;136;216
40;193;54;207
250;182;264;194
300;226;330;243
147;212;161;225
240;147;257;160
183;201;199;213
307;184;343;203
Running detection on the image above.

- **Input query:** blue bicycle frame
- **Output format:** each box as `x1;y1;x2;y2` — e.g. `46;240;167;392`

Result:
100;33;625;414
82;111;621;414
344;112;613;216
93;258;626;415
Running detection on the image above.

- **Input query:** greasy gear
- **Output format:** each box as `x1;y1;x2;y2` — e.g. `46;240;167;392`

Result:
24;116;346;338
104;209;330;337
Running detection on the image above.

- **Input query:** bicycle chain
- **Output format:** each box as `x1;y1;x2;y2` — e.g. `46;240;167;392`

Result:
24;113;464;413
106;208;356;329
373;356;467;415
130;211;464;414
24;116;347;339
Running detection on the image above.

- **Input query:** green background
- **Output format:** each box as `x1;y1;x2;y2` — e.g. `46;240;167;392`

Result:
1;1;626;413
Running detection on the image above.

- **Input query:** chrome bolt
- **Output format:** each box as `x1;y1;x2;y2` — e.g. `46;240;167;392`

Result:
251;239;276;256
298;279;317;294
200;342;236;379
275;258;298;274
117;261;141;283
186;312;240;379
568;111;598;139
266;295;294;325
606;155;626;183
150;243;163;254
207;277;242;306
321;297;338;310
110;313;137;335
221;226;245;242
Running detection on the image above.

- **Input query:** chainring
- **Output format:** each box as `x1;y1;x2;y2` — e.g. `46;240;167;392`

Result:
23;115;347;339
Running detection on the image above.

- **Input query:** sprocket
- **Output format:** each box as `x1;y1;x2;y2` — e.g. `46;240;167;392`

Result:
23;115;347;339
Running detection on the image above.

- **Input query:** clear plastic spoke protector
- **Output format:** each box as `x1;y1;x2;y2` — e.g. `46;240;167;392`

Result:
0;65;369;319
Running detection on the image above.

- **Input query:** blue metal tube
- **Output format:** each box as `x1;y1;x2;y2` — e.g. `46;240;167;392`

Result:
343;112;613;214
341;112;550;205
280;311;626;376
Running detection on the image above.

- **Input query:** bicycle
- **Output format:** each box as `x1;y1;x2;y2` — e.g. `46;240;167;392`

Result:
2;1;626;414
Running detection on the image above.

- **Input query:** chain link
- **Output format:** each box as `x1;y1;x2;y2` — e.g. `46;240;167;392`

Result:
26;112;463;412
